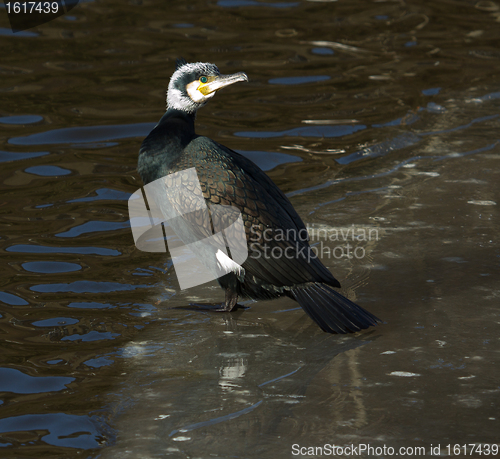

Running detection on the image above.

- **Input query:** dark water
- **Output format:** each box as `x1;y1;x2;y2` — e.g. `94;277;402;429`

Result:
1;0;500;457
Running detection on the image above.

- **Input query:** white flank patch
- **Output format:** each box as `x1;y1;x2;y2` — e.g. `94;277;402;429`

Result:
216;249;243;275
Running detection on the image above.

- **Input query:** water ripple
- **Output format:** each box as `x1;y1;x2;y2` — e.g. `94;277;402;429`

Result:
8;122;154;146
236;124;366;139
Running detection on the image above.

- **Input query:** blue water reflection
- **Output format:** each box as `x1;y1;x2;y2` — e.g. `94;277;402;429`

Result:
25;165;71;176
311;47;335;55
422;87;441;96
0;413;102;449
62;331;120;342
0;291;29;305
0;368;74;394
56;221;130;238
30;281;149;293
0;151;49;163
0;115;42;124
84;356;114;368
32;317;79;327
68;188;131;203
6;244;121;256
22;261;82;273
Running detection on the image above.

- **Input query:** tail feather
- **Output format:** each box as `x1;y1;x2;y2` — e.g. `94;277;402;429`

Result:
312;285;368;331
293;288;346;334
299;287;355;334
291;283;381;334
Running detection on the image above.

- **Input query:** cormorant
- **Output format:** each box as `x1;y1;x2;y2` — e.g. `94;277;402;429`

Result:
138;59;380;333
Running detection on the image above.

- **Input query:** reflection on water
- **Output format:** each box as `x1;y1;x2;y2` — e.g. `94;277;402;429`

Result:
1;0;499;457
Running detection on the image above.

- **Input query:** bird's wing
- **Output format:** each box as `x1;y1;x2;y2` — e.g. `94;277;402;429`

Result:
173;137;340;288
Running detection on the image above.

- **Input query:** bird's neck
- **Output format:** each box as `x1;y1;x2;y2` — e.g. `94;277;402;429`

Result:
156;108;197;136
138;109;197;184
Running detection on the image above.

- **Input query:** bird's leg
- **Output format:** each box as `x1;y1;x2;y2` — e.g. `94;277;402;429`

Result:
181;288;248;312
223;287;239;311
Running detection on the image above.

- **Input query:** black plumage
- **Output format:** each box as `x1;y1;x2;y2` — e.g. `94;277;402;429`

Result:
138;59;380;333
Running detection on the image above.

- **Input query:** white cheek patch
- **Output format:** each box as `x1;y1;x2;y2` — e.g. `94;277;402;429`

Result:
186;80;215;104
216;249;243;275
167;87;187;110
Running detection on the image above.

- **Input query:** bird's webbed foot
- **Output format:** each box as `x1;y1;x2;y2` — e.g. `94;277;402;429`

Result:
185;302;248;312
174;288;247;312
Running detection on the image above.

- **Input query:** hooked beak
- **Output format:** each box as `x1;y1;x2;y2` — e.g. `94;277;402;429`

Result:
198;72;249;96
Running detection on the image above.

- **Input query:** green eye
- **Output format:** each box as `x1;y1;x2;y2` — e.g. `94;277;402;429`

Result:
200;76;208;83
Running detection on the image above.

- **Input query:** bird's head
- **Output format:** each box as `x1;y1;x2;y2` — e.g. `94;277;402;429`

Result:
166;59;248;114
